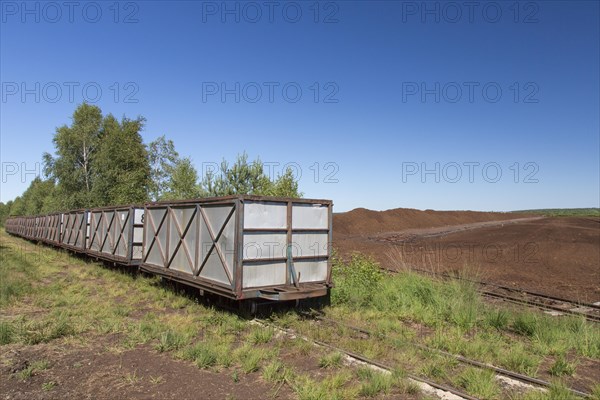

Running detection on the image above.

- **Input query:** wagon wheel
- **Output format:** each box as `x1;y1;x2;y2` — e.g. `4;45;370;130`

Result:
239;300;258;317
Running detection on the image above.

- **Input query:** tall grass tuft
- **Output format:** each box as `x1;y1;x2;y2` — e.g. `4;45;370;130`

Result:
0;250;36;307
332;254;482;330
457;368;499;399
0;320;14;344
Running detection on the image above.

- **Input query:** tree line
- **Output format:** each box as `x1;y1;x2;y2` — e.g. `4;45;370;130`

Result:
0;104;301;225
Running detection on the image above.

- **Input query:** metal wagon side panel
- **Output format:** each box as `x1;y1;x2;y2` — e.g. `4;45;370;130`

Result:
36;215;48;242
44;213;63;246
141;198;239;299
22;217;30;238
4;217;15;235
61;210;88;252
86;206;144;265
29;216;37;240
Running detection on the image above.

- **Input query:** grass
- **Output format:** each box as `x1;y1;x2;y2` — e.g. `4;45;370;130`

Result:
16;359;50;380
0;245;36;306
123;371;140;385
156;329;188;352
456;368;499;399
300;253;599;397
2;231;598;399
262;360;288;383
331;254;600;355
498;343;540;376
356;367;408;397
248;326;274;344
518;381;579;400
18;365;35;380
181;342;218;368
591;385;600;400
549;356;576;377
319;351;343;369
291;372;359;400
514;208;600;217
0;320;13;344
235;344;266;373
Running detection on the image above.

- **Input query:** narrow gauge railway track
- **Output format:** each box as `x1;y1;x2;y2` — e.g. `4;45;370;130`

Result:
254;318;481;400
296;311;592;399
479;286;600;323
384;266;600;323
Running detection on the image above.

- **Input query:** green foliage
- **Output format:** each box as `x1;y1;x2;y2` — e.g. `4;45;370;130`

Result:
319;351;343;369
8;197;25;216
148;135;180;201
234;344;265;373
156;329;188;352
262;360;289;383
265;167;302;198
498;342;540;376
356;367;397;397
0;201;11;226
0;321;14;344
485;309;510;330
43;103;103;209
91;115;151;206
7;106;303;211
549;356;575;377
201;152;302;198
520;381;579;400
514;208;600;217
456;368;499;399
5;178;57;216
591;384;600;400
161;158;201;200
291;373;357;400
247;326;274;345
331;254;383;307
195;347;218;369
0;246;35;306
39;104;152;209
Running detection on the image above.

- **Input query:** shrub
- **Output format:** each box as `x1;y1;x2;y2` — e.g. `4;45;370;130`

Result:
331;254;383;307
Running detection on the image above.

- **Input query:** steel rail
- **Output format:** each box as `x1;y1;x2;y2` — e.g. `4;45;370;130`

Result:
299;311;592;399
382;266;600;322
256;318;481;400
480;291;600;323
404;266;600;310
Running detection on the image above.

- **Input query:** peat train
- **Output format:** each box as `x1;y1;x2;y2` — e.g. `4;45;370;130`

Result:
4;195;333;310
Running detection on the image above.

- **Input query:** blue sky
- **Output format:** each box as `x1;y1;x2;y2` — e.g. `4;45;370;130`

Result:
1;0;598;212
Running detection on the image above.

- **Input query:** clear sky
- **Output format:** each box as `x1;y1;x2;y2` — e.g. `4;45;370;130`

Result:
1;1;598;212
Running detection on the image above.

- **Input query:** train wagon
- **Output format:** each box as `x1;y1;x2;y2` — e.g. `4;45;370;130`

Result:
140;195;333;305
86;205;144;265
3;195;334;309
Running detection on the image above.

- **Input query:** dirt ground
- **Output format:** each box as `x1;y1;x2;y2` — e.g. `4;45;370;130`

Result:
333;208;600;302
0;335;293;400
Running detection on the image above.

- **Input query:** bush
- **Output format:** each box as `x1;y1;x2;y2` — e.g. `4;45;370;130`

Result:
331;254;383;307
